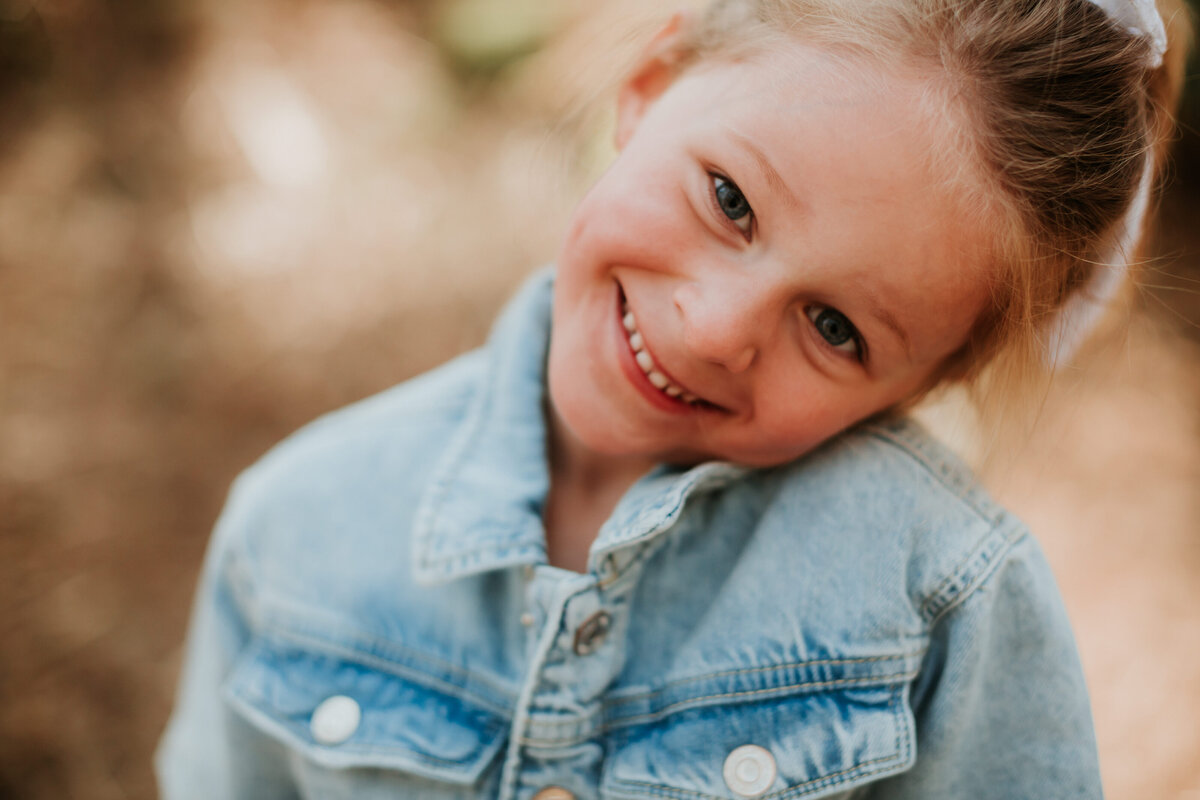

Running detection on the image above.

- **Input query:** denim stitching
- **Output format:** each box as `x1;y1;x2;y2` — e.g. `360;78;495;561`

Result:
516;673;916;748
920;520;1026;623
917;528;1005;621
263;626;516;715
608;672;918;728
596;466;745;560
522;668;915;731
600;686;907;796
269;616;514;698
857;425;995;522
840;424;1035;626
608;752;904;800
257;598;516;700
888;682;914;781
412;352;494;573
606;652;925;707
225;689;502;769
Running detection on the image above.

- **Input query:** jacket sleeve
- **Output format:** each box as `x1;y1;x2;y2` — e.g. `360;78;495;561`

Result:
154;472;297;800
865;531;1104;800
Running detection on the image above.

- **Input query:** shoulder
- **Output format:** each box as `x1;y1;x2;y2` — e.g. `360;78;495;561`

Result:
209;348;488;618
761;415;1036;626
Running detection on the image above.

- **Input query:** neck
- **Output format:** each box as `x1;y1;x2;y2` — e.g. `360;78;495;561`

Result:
544;398;657;494
540;399;658;572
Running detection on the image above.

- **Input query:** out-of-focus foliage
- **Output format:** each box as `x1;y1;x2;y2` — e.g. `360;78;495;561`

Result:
431;0;570;76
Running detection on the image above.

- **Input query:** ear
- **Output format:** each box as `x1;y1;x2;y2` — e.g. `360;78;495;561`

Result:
615;12;694;150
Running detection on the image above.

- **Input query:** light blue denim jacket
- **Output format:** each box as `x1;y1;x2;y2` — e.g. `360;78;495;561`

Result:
156;268;1103;800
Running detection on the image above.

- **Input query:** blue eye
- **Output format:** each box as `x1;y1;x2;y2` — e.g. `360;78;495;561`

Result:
711;175;753;238
806;306;862;359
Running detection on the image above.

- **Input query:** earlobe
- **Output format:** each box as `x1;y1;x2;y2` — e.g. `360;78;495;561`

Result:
615;11;693;150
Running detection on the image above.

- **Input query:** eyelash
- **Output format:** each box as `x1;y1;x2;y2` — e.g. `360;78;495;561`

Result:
707;173;754;241
805;306;866;363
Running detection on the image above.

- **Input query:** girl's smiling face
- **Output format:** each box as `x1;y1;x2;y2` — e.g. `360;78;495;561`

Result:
548;36;994;468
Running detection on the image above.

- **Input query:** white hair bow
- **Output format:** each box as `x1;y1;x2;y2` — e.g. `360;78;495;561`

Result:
1044;0;1166;366
1089;0;1167;67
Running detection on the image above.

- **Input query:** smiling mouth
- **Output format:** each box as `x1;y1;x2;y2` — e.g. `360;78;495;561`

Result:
618;292;722;411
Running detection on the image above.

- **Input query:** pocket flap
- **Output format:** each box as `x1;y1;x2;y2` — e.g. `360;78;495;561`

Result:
603;682;915;800
224;636;509;785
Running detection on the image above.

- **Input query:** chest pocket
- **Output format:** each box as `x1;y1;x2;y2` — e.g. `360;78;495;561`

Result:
223;634;511;797
601;669;916;800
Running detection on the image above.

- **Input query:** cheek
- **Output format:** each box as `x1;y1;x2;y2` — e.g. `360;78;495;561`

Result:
546;332;594;433
741;378;899;459
565;159;691;257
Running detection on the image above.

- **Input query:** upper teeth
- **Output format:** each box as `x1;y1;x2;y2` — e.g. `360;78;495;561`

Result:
622;302;699;404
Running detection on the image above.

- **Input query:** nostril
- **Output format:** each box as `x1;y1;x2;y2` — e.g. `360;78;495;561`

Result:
725;346;757;373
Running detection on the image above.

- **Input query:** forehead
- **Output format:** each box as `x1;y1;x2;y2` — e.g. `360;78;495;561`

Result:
668;44;993;363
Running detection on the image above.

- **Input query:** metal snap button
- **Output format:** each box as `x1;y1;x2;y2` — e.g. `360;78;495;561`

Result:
723;744;776;798
310;695;361;745
531;786;575;800
572;610;612;656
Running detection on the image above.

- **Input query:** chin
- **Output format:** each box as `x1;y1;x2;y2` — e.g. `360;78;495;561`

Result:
547;367;670;464
549;383;639;457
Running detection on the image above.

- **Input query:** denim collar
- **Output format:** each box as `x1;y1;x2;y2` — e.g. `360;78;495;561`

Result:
411;268;748;585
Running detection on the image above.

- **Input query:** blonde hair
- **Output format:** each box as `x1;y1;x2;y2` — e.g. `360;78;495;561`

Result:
672;0;1193;410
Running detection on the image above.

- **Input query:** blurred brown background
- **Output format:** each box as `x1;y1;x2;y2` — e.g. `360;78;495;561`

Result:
0;1;1197;798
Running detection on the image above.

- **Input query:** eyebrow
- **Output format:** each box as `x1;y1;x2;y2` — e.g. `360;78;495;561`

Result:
725;128;801;212
857;285;912;361
871;304;912;360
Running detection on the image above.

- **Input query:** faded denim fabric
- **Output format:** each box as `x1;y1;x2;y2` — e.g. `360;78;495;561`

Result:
156;268;1104;800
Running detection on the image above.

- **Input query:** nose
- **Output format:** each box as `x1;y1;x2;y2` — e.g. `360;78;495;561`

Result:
673;281;763;373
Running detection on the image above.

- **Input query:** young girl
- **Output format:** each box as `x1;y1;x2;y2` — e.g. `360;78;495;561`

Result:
158;0;1190;798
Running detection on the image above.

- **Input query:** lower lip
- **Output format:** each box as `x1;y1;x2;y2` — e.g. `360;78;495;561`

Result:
612;285;700;415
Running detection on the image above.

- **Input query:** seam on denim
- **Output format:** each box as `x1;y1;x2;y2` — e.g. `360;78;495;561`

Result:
599;486;691;555
224;687;501;772
411;332;497;575
607;750;904;800
522;680;915;755
926;523;1030;627
276;628;514;714
258;624;516;716
917;520;1010;622
922;520;1028;624
594;465;744;562
517;673;914;747
420;542;544;573
256;596;516;700
857;425;997;523
519;662;907;739
890;681;914;779
607;671;917;729
606;652;926;708
832;424;1031;628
